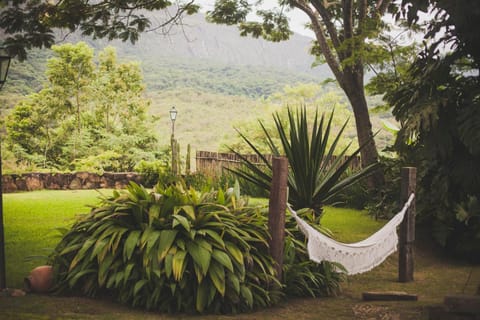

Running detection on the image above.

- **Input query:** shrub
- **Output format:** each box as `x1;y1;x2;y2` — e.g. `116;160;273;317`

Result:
72;150;131;173
228;107;379;219
282;226;345;297
134;160;165;187
50;182;281;313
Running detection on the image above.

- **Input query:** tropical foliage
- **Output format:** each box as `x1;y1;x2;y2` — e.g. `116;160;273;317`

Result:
50;182;281;313
5;42;159;172
228;107;379;219
379;1;480;258
49;181;345;313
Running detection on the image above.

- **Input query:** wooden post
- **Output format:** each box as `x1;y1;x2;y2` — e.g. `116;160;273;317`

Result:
399;167;416;282
268;156;288;280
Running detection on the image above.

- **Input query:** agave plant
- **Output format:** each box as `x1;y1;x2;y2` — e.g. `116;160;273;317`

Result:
229;107;379;219
50;181;281;313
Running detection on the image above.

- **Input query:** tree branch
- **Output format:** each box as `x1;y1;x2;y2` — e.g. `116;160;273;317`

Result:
146;1;196;34
358;0;367;32
310;0;341;49
376;0;392;16
290;0;344;84
343;0;353;41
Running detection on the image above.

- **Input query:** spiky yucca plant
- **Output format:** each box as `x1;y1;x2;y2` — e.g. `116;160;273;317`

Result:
50;182;281;313
229;107;379;219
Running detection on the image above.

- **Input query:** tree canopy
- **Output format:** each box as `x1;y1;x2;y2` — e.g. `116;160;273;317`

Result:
5;42;159;172
0;0;199;60
378;1;480;259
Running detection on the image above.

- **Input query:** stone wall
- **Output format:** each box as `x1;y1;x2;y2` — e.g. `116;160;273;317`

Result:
2;172;146;193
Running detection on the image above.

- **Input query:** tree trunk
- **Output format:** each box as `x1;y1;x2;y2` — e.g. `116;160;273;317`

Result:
290;0;386;189
341;68;385;188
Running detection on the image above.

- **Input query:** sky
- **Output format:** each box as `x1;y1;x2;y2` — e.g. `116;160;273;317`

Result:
195;0;315;38
194;1;431;42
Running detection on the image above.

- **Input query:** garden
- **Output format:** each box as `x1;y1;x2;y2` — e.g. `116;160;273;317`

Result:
1;1;480;319
1;107;479;319
1;189;478;319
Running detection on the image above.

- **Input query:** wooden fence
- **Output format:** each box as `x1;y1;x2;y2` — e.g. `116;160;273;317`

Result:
195;150;362;176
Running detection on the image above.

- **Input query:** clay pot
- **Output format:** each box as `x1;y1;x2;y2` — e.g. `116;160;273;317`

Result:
24;265;53;293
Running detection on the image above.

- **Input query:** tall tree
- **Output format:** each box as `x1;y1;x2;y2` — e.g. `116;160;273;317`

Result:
207;0;393;188
46;42;95;160
94;46;145;133
5;43;158;171
0;0;200;60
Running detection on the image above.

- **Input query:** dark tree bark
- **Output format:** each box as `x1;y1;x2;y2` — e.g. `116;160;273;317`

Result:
341;66;385;187
290;0;388;188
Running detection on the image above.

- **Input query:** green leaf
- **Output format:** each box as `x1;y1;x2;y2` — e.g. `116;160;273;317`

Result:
217;189;225;205
196;279;209;312
140;227;153;249
123;263;135;286
227;273;240;294
240;285;253;307
123;230;141;261
69;238;95;271
208;261;226;296
175;205;196;220
91;238;109;261
165;253;174;278
186;241;212;277
145;230;161;254
148;204;161;225
204;229;225;248
98;254;115;286
212;249;234;273
225;241;244;265
158;230;178;261
67;269;96;288
172;214;191;232
133;279;148;296
193;260;205;283
172;250;187;281
58;243;83;256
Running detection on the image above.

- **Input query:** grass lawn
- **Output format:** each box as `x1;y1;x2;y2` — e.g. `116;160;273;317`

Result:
1;189;479;319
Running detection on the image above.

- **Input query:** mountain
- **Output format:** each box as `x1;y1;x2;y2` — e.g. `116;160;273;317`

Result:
87;12;329;77
5;11;331;100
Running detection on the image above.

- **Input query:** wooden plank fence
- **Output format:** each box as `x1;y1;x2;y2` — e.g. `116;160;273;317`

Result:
195;150;362;176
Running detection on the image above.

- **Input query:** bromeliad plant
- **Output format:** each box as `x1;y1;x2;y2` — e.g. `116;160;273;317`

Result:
50;182;281;313
229;107;379;220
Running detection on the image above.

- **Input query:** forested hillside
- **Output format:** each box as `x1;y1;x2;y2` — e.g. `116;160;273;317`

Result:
1;11;394;173
4;12;328;99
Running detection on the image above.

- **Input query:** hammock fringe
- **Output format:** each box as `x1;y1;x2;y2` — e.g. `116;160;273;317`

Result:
288;193;415;275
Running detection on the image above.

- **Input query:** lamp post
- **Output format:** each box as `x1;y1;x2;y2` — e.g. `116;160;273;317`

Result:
169;106;177;137
169;107;178;175
0;47;12;290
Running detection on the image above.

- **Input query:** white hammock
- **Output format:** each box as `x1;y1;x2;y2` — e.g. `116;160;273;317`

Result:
288;193;415;275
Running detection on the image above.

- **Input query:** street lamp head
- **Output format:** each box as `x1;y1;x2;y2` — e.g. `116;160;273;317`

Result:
0;47;11;91
169;106;178;122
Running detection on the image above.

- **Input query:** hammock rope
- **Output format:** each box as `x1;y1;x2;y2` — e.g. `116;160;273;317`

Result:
287;193;415;275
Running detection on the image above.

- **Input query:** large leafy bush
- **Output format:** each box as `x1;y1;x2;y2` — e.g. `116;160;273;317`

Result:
386;48;480;259
50;182;281;313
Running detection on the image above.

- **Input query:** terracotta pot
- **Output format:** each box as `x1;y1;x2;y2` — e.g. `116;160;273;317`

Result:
24;265;53;293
